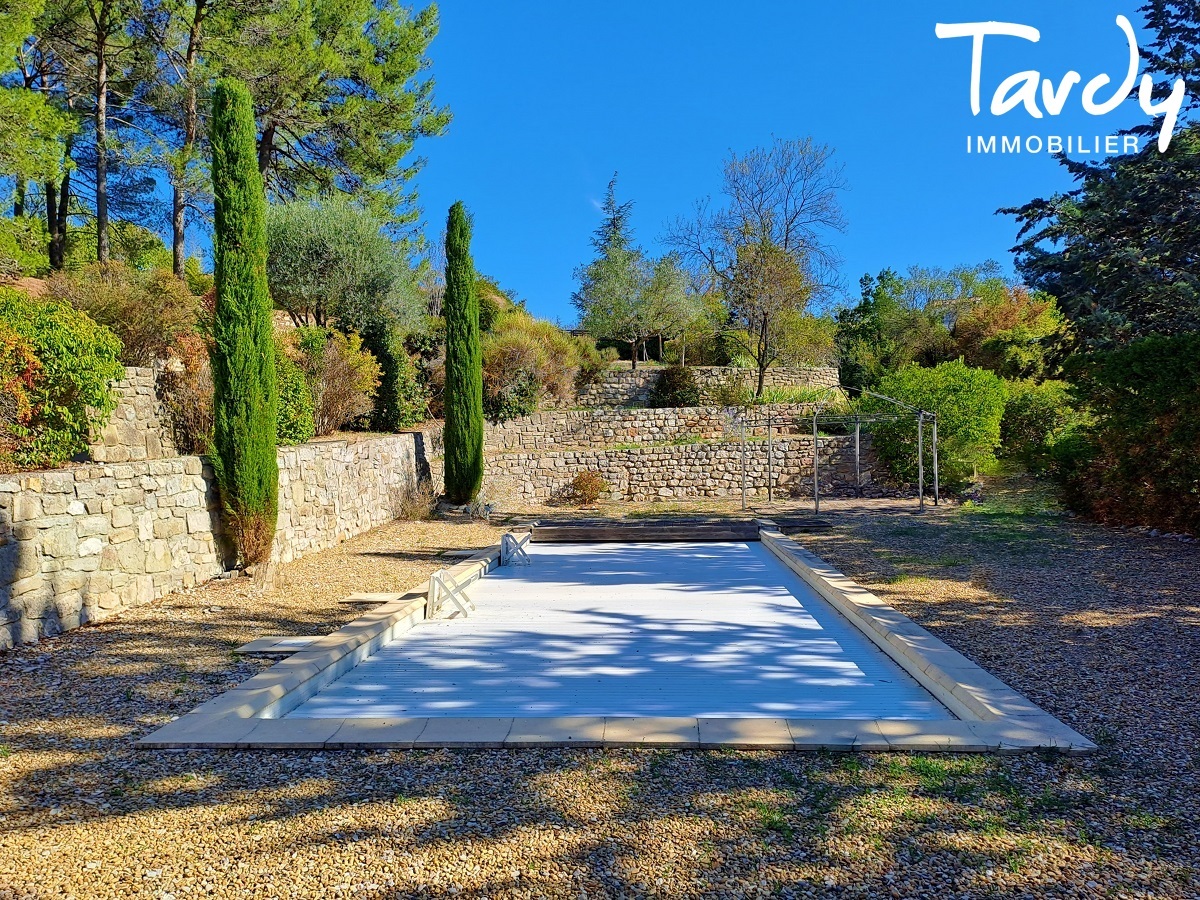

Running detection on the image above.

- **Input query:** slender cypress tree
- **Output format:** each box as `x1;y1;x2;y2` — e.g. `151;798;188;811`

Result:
442;201;484;503
209;79;278;565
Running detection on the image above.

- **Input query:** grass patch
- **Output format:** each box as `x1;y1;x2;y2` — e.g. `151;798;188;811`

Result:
645;749;672;778
1126;811;1179;831
884;552;970;568
881;573;930;585
883;756;987;800
606;435;710;451
751;800;795;839
837;755;865;775
1030;787;1077;814
881;525;926;538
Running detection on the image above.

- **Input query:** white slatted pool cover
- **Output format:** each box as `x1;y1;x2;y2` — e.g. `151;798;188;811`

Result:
287;541;951;720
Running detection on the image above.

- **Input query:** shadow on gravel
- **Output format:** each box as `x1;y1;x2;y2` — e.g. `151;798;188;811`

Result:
0;491;1197;897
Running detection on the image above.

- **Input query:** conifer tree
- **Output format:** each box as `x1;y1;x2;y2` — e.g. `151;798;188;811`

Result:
209;78;277;565
442;201;483;504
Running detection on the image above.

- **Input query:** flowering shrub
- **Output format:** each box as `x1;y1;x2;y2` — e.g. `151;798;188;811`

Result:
0;287;123;468
0;321;42;471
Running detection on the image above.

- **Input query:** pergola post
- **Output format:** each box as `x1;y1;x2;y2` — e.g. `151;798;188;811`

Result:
917;411;925;512
812;411;820;514
854;417;862;498
932;416;940;506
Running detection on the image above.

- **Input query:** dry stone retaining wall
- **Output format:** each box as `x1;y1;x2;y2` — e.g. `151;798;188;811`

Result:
691;365;840;397
576;365;840;407
484;404;820;452
88;366;177;463
484;435;873;503
0;434;431;649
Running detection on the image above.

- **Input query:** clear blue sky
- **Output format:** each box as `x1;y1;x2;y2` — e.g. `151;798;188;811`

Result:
416;1;1162;322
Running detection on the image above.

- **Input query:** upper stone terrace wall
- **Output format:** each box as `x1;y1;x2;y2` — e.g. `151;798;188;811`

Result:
0;434;431;650
88;366;177;463
576;365;840;408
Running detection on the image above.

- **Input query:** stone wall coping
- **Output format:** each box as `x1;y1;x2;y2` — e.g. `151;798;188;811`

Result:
11;431;425;480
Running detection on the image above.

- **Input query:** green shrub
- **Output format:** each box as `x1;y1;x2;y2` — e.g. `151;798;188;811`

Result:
0;216;50;278
1000;379;1087;473
0;287;124;468
1055;333;1200;533
649;364;701;408
47;263;198;365
362;323;428;431
484;367;539;421
575;338;617;387
480;310;605;421
274;344;315;444
184;257;214;296
709;371;755;408
291;327;381;435
862;360;1007;490
387;339;429;429
160;330;327;453
481;319;542;421
558;470;608;505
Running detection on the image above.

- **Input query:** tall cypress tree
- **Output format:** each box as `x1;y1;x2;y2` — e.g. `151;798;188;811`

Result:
442;201;483;504
209;78;278;565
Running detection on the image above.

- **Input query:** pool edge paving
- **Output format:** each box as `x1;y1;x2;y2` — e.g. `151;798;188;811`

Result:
136;524;1097;754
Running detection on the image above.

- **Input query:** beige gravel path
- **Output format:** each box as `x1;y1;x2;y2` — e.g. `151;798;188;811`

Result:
0;482;1197;899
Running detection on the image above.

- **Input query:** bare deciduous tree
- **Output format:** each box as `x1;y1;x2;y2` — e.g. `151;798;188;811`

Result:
668;137;847;394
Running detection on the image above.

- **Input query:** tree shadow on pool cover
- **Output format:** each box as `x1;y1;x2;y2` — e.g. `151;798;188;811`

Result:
296;543;945;720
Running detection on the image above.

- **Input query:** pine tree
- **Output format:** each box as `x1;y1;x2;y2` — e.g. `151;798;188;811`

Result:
209;78;278;565
571;174;659;368
442;201;483;504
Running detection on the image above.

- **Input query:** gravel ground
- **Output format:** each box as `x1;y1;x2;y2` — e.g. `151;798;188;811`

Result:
0;481;1197;899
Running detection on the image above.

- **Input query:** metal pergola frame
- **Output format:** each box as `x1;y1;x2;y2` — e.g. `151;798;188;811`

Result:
727;385;939;513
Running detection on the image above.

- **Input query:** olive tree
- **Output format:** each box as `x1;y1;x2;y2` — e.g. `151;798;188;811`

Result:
265;197;425;429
